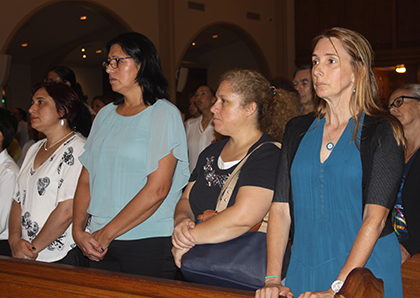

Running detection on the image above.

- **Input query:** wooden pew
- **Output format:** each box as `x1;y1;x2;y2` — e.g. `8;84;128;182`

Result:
0;256;254;297
1;255;418;298
402;253;420;298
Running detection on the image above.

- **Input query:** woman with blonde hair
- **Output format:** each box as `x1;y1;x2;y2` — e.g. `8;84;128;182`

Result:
257;27;404;298
388;84;420;264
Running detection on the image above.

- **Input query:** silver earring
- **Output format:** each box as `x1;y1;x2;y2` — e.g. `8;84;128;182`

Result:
353;89;356;93
60;119;65;126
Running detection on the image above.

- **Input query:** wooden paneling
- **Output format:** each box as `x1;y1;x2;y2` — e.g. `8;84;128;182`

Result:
294;0;420;69
396;1;420;48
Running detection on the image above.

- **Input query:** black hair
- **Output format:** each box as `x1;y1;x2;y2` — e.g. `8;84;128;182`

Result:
104;32;168;106
49;66;88;103
14;107;28;122
293;64;312;79
0;108;18;149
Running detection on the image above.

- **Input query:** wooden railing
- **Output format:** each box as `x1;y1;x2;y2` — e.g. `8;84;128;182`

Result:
0;256;253;298
401;253;420;298
0;253;418;298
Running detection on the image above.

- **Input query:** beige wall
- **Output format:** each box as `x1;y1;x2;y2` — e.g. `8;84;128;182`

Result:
0;0;295;109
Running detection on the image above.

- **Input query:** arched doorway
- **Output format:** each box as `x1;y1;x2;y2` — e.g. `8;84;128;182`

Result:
176;23;270;120
4;1;130;110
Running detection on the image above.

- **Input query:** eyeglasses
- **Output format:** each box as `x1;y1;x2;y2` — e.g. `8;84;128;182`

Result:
102;57;133;69
388;95;420;109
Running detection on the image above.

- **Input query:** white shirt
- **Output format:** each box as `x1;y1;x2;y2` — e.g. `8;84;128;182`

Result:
13;134;85;262
185;115;217;173
0;149;19;240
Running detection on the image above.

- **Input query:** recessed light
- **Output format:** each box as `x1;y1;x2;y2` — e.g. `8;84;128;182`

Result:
192;42;196;46
81;48;86;52
212;35;218;39
96;50;102;54
80;16;87;21
82;55;87;59
21;43;28;47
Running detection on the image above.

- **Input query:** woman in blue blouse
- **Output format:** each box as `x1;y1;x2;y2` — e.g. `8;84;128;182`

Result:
257;27;405;298
72;32;189;278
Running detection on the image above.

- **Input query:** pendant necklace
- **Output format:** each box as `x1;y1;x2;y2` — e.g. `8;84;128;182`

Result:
325;123;345;151
44;131;75;151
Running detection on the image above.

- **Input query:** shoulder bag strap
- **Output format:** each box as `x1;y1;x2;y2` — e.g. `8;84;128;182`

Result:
215;141;281;214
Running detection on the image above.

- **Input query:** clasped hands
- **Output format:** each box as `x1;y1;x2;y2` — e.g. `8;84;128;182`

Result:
74;228;110;262
171;218;196;267
9;238;38;260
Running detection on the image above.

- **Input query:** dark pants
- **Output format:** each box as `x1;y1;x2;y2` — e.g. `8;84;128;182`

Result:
89;236;177;279
0;240;11;256
54;246;89;267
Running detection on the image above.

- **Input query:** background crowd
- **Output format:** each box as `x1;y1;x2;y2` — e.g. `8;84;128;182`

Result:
0;26;418;298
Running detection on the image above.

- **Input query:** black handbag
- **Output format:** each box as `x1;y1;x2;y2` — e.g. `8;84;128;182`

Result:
181;142;290;291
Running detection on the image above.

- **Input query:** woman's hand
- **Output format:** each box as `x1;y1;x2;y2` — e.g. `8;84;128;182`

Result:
297;289;335;298
171;246;190;268
9;238;38;260
400;244;411;265
255;280;293;298
92;228;112;252
73;230;107;262
172;218;196;249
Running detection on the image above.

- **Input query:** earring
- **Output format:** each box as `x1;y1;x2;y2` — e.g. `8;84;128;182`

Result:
60;119;65;126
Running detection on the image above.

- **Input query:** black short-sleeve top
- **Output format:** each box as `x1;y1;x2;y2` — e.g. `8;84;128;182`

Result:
189;132;280;220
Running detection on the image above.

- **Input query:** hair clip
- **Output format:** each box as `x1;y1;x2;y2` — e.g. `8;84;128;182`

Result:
270;86;277;98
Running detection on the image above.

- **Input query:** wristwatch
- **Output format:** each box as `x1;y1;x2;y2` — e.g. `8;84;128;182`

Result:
331;280;344;293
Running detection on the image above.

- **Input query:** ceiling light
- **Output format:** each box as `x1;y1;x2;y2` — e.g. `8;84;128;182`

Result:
192;42;196;46
80;16;87;20
81;48;85;52
21;43;28;47
96;50;102;54
82;55;87;59
395;64;406;73
212;35;218;39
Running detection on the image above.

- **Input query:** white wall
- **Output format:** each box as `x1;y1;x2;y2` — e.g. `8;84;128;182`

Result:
71;67;104;105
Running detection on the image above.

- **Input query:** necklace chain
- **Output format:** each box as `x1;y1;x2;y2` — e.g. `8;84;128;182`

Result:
44;131;75;151
325;123;345;151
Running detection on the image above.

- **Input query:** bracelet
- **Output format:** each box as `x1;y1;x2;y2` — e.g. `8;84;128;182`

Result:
265;275;279;280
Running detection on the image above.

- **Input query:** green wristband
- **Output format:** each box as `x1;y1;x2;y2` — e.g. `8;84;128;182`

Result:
265;275;279;279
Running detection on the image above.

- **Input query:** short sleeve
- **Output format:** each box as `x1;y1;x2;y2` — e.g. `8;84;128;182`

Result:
56;137;85;203
364;120;404;209
236;142;281;190
146;100;189;180
0;159;19;236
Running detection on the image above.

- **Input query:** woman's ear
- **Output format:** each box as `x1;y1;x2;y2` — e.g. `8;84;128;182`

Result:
245;102;257;117
58;107;68;119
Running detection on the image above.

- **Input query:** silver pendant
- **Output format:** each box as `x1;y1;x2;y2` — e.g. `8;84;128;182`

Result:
326;142;334;150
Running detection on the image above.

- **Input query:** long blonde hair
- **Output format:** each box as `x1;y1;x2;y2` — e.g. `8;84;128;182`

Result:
312;27;405;147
